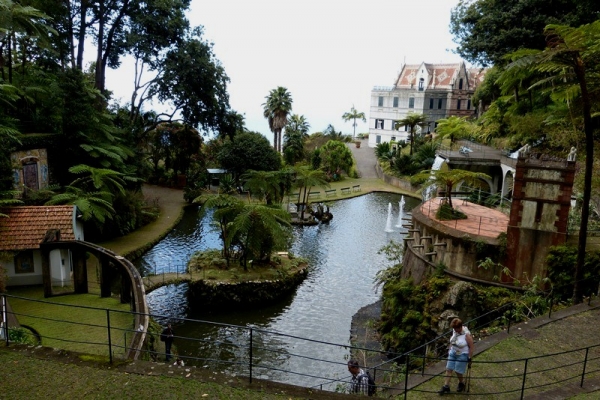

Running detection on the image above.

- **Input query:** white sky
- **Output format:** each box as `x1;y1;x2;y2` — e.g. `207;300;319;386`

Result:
107;0;463;138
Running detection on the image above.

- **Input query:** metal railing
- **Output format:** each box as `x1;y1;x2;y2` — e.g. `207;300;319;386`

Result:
3;274;600;396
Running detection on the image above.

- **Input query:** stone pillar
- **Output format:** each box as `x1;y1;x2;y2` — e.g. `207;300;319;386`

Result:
72;248;88;294
40;246;52;298
505;154;576;283
120;270;132;304
99;257;112;298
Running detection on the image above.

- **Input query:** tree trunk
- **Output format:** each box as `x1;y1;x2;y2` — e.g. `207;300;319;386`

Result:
8;33;13;84
76;0;88;70
572;56;593;304
94;0;105;91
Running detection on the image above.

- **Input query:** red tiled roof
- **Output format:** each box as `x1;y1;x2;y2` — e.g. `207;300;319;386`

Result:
0;206;77;251
394;62;486;91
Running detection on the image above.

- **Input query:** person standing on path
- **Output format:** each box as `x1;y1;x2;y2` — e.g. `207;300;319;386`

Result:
439;318;474;395
347;359;370;395
161;323;175;362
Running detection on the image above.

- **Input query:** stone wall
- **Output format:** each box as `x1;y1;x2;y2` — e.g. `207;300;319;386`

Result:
401;206;505;285
187;267;309;310
375;163;421;193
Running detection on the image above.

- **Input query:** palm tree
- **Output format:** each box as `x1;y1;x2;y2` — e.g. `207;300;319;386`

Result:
503;21;600;303
195;193;290;269
45;186;116;227
240;170;281;205
342;106;366;139
293;166;329;221
263;87;293;153
412;168;491;210
283;115;310;165
195;193;244;264
228;204;291;270
0;190;22;217
395;113;428;156
286;114;310;137
435;116;474;148
0;0;55;83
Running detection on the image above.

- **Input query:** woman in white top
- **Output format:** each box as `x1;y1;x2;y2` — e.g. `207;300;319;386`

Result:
439;318;474;395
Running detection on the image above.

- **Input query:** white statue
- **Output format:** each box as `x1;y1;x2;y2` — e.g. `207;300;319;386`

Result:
567;147;577;161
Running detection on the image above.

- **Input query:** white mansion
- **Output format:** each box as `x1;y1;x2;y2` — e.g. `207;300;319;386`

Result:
368;61;486;148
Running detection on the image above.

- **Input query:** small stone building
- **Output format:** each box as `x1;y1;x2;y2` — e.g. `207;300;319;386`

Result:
0;206;84;287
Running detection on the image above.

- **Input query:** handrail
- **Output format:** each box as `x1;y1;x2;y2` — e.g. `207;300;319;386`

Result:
3;274;600;396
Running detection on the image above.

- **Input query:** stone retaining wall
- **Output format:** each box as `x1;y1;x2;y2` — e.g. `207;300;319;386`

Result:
187;267;309;310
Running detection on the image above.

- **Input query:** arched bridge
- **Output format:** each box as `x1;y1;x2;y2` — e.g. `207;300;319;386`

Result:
39;240;148;360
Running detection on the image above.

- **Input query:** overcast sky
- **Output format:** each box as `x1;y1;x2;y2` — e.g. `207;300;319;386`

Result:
107;0;463;139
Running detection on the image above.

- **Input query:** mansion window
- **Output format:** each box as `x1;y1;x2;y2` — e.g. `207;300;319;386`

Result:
393;97;399;108
418;78;424;91
378;96;384;107
459;78;464;90
408;97;415;108
429;98;434;109
467;99;471;110
375;119;384;129
438;98;443;109
457;99;462;110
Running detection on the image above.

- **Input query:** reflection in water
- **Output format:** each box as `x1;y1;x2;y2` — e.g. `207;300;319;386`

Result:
140;193;419;388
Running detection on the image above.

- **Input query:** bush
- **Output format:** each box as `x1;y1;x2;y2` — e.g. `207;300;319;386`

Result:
436;202;467;220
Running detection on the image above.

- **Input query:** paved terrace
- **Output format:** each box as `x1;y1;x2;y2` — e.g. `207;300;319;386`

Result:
420;197;509;238
438;139;518;169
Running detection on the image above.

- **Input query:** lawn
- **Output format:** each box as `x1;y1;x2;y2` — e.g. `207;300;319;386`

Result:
6;286;134;358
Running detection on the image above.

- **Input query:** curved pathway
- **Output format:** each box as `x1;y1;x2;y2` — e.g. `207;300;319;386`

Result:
98;185;188;258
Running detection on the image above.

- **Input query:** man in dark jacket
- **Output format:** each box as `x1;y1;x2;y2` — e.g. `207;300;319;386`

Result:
161;323;174;361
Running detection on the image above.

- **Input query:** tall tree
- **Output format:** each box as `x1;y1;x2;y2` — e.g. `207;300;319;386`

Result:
395;113;427;156
217;131;281;180
283;114;309;165
262;86;292;153
503;22;600;303
319;140;354;179
450;0;600;66
341;105;366;139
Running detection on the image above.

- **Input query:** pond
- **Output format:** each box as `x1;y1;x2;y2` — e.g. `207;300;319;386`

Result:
134;192;420;388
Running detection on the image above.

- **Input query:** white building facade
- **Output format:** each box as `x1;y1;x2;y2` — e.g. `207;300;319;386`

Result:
368;61;486;148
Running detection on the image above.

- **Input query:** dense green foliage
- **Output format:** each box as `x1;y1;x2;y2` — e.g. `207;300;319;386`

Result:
450;0;600;66
546;246;600;301
0;0;235;240
217;132;282;179
195;194;291;270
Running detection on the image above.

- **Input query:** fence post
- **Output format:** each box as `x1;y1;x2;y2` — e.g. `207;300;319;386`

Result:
421;346;427;376
2;294;9;346
478;217;482;235
106;309;113;364
548;296;554;318
404;354;410;400
520;358;528;399
249;327;253;384
507;316;511;334
581;347;589;387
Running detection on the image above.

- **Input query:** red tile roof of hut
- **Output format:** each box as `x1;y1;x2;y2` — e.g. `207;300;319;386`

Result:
0;206;78;251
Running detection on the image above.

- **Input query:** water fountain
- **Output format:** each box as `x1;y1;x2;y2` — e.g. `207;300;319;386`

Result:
384;202;394;232
395;195;406;228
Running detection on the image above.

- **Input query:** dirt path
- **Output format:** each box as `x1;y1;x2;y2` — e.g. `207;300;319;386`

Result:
98;185;187;258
